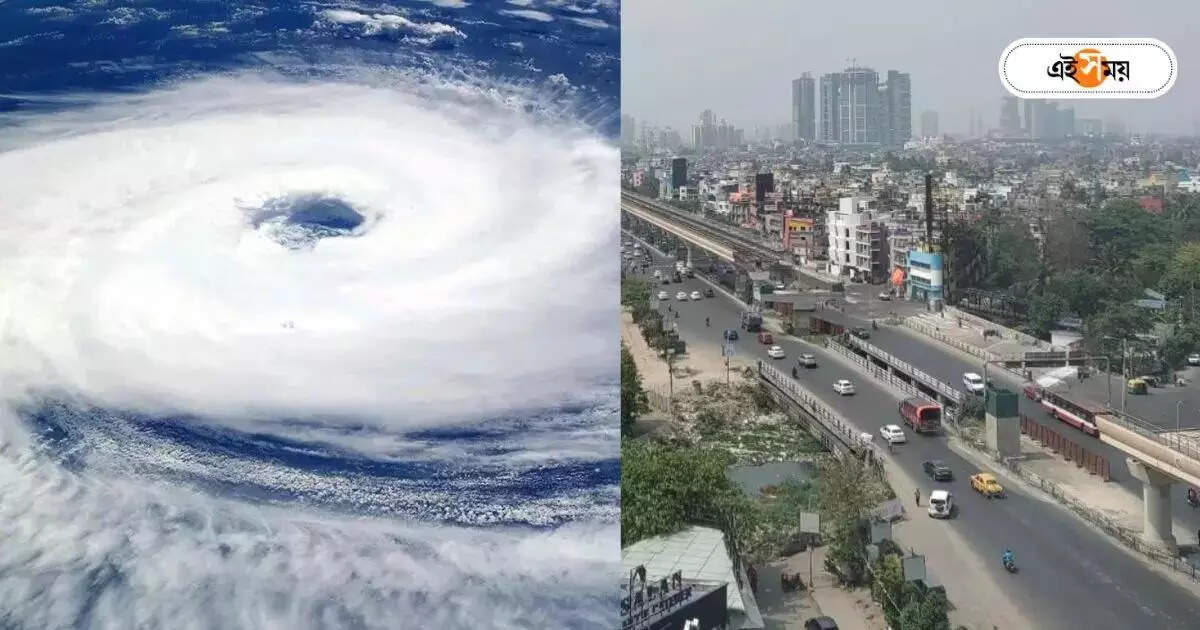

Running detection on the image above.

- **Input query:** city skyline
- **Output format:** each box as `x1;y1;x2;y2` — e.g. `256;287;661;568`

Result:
623;0;1199;137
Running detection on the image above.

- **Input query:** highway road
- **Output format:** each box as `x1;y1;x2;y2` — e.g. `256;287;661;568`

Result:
627;233;1200;630
836;317;1200;534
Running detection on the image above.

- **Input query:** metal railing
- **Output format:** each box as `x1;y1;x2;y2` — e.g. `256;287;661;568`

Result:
983;450;1200;583
1100;407;1200;463
825;336;961;428
757;360;876;458
843;334;964;405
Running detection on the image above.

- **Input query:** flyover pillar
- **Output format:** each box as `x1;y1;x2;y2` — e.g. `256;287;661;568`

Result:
984;388;1020;458
1127;458;1178;553
685;244;693;268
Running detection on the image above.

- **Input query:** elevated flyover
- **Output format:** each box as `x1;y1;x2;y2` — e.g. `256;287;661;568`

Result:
620;191;784;269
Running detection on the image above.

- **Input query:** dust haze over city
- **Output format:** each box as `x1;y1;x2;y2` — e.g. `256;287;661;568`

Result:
619;1;1200;629
623;0;1199;137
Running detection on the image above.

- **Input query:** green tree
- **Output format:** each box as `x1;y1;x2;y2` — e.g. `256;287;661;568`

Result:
620;442;746;546
621;343;649;438
1042;213;1091;275
1161;242;1200;316
1028;292;1068;337
818;453;881;585
1082;198;1172;274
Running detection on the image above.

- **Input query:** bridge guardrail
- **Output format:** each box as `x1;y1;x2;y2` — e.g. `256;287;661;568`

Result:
623;193;783;263
1101;408;1200;463
757;360;877;458
844;334;964;405
825;336;961;427
904;317;1059;382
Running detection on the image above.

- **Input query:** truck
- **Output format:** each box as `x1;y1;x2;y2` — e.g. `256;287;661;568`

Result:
740;311;763;332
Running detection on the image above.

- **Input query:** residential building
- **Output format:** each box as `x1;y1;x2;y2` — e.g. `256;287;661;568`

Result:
792;73;816;142
920;110;938;138
826;196;886;282
881;70;911;146
819;73;842;143
906;250;944;304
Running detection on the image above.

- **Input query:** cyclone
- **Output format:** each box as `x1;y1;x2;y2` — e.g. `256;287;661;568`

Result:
0;2;619;628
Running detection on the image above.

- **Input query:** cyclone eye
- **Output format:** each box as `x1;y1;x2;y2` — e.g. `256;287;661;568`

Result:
247;194;367;249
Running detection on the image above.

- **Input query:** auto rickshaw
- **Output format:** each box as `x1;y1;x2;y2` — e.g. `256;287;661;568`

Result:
1126;378;1148;395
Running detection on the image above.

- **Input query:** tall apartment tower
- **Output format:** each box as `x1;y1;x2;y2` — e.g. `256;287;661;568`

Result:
792;73;816;142
920;110;938;138
1000;96;1021;134
819;73;842;143
838;67;882;144
881;70;911;146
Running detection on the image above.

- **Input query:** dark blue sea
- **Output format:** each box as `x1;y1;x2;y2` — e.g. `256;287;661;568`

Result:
0;2;619;628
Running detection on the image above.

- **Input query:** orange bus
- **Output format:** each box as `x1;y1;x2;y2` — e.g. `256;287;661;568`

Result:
899;397;942;433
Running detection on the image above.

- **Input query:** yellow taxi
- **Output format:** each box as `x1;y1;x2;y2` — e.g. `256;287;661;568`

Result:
969;472;1005;498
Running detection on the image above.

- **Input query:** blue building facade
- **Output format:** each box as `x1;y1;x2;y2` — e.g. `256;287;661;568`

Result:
906;250;944;303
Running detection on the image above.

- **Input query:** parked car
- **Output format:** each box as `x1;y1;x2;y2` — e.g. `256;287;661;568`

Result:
970;472;1005;498
657;291;669;300
774;281;786;290
723;329;739;341
922;460;953;481
767;345;786;359
757;332;774;345
675;291;688;301
704;288;715;297
849;327;870;339
798;353;817;368
962;372;985;394
878;292;892;301
804;617;839;630
653;269;662;278
927;490;953;519
879;424;906;444
1189;353;1200;366
832;379;855;395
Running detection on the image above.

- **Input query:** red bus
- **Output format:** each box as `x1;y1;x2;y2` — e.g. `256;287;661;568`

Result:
899;397;942;433
1039;390;1102;436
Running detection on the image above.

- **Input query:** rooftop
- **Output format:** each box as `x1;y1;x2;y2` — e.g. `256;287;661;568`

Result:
621;525;764;629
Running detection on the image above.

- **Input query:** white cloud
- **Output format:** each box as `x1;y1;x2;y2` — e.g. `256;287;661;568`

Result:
320;9;467;39
501;8;554;22
0;73;617;432
568;16;609;28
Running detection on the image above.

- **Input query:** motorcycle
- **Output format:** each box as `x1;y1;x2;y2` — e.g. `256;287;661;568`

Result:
1002;555;1016;573
705;317;710;327
1187;489;1198;509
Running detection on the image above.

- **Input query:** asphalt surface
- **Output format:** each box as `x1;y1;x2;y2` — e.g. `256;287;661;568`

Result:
626;232;1200;630
845;318;1200;534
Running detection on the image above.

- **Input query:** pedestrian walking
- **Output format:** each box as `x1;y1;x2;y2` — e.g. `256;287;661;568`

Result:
914;487;921;506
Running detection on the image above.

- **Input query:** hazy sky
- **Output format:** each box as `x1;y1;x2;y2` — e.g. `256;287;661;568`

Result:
622;0;1198;136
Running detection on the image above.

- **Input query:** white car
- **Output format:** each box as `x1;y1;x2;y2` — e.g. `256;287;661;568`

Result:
774;281;786;290
962;372;985;394
879;424;906;444
675;291;688;301
833;379;855;395
657;291;669;300
690;290;703;300
653;269;662;278
798;353;817;368
927;490;952;519
1189;353;1200;366
767;345;786;359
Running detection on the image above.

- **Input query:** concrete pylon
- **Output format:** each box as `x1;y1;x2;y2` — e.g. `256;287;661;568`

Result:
686;245;693;267
1127;458;1178;553
985;389;1020;458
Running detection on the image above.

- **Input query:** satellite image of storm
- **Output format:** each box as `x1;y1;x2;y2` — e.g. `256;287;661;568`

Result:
0;1;619;628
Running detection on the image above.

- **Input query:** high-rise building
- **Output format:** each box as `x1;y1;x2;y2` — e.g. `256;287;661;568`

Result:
819;73;842;143
999;97;1020;134
792;73;816;142
838;67;881;144
671;158;687;188
754;173;774;204
1030;100;1060;140
620;114;636;146
920;110;938;138
1058;107;1075;138
881;70;911;146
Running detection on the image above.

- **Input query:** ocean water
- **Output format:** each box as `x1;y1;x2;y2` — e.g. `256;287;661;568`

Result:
0;2;619;628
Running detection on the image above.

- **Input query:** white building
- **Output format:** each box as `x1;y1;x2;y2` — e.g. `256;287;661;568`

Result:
1178;176;1200;193
826;196;885;283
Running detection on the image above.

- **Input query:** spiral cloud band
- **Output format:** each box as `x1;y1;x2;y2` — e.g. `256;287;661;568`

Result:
0;73;617;428
0;71;619;628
